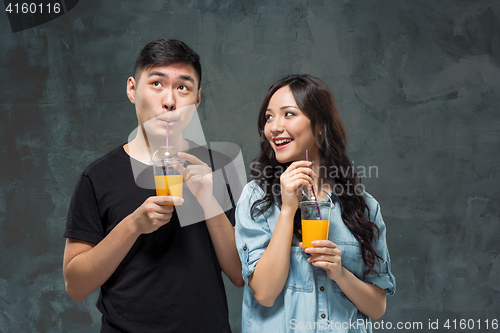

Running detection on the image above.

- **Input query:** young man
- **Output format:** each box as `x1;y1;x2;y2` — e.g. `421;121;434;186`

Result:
63;39;244;332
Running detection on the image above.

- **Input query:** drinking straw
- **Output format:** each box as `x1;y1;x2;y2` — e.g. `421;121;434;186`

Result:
166;122;170;175
306;150;322;220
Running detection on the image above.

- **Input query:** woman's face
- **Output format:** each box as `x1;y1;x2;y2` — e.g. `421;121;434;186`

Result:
264;85;319;163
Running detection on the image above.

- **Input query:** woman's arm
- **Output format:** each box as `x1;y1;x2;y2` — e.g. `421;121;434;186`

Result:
304;240;387;319
247;207;295;307
333;266;386;319
248;161;315;307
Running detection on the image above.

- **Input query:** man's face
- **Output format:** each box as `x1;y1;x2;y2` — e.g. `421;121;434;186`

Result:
127;62;201;140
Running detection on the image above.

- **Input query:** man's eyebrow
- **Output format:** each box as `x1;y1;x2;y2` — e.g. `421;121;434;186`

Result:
147;71;195;84
178;74;195;84
148;70;166;78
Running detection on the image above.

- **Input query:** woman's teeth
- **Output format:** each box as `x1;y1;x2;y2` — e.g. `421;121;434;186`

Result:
275;139;292;146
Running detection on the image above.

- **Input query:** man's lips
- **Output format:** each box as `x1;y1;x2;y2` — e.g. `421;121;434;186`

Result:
159;119;176;126
273;137;293;150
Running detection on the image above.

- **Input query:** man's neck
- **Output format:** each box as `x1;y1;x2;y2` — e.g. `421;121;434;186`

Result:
125;134;190;164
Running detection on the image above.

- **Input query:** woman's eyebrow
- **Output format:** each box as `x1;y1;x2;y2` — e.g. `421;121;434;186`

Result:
280;105;299;110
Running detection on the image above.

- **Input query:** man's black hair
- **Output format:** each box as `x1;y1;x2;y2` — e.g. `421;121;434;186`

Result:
134;38;202;87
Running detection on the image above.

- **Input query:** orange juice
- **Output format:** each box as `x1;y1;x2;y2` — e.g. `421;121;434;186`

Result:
154;175;183;205
301;219;329;248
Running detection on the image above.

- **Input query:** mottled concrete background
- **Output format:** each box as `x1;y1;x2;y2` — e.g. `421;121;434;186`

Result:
1;0;499;332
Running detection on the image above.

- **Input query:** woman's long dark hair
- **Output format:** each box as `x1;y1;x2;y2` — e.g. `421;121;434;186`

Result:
250;74;381;277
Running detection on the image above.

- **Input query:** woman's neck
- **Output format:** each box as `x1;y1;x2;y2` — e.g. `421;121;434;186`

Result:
310;157;332;201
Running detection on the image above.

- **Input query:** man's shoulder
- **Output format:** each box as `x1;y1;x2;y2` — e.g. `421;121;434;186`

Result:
82;144;127;176
188;143;233;170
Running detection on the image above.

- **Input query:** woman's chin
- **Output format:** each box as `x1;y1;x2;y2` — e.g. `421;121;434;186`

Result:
274;153;293;164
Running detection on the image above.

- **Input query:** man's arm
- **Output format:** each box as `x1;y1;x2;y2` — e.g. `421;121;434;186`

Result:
63;196;182;302
201;198;244;287
178;151;244;287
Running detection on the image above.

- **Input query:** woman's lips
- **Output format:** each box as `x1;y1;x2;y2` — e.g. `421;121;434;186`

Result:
273;138;293;150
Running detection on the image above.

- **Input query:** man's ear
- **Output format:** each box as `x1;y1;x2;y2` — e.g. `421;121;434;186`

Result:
127;77;136;104
195;87;202;108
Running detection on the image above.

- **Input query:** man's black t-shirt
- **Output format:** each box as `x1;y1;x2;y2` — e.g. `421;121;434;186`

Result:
64;144;237;333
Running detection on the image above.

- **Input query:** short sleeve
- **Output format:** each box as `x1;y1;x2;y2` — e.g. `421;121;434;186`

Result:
220;159;244;226
362;198;396;296
64;173;105;245
235;182;272;285
204;147;244;226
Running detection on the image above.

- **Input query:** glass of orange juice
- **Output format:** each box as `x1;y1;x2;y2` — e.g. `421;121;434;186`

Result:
299;200;334;248
151;146;185;206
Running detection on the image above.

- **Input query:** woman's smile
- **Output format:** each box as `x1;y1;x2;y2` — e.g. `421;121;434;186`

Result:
272;137;294;150
264;85;318;163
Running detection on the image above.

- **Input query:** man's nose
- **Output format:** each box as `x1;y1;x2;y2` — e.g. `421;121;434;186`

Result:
162;90;175;111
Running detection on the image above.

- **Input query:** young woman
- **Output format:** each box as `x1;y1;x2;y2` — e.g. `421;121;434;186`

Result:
235;75;395;332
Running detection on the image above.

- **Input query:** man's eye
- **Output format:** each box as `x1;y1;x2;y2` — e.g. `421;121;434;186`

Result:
152;82;162;87
178;86;187;91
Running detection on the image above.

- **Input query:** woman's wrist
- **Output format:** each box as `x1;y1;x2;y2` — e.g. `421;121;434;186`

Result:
279;205;297;219
331;264;349;285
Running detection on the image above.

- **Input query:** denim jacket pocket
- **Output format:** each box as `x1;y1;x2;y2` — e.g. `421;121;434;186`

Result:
332;242;364;292
285;246;314;292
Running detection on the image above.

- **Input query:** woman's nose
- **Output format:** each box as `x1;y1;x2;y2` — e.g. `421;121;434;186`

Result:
271;117;284;134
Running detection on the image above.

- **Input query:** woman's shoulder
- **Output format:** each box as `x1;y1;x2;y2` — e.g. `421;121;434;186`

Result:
236;181;275;224
363;191;379;208
238;180;274;213
363;191;381;222
241;180;265;197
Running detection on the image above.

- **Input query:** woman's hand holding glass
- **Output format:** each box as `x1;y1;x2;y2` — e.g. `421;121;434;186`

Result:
301;240;344;281
279;161;316;211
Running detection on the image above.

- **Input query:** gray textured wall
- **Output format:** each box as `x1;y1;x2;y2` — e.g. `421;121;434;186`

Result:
1;0;499;332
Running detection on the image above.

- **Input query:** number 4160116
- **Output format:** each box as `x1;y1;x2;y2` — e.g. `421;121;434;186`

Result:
443;319;498;330
5;3;61;14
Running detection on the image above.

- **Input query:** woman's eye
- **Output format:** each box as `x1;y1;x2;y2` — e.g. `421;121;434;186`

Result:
285;112;295;117
265;114;273;121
